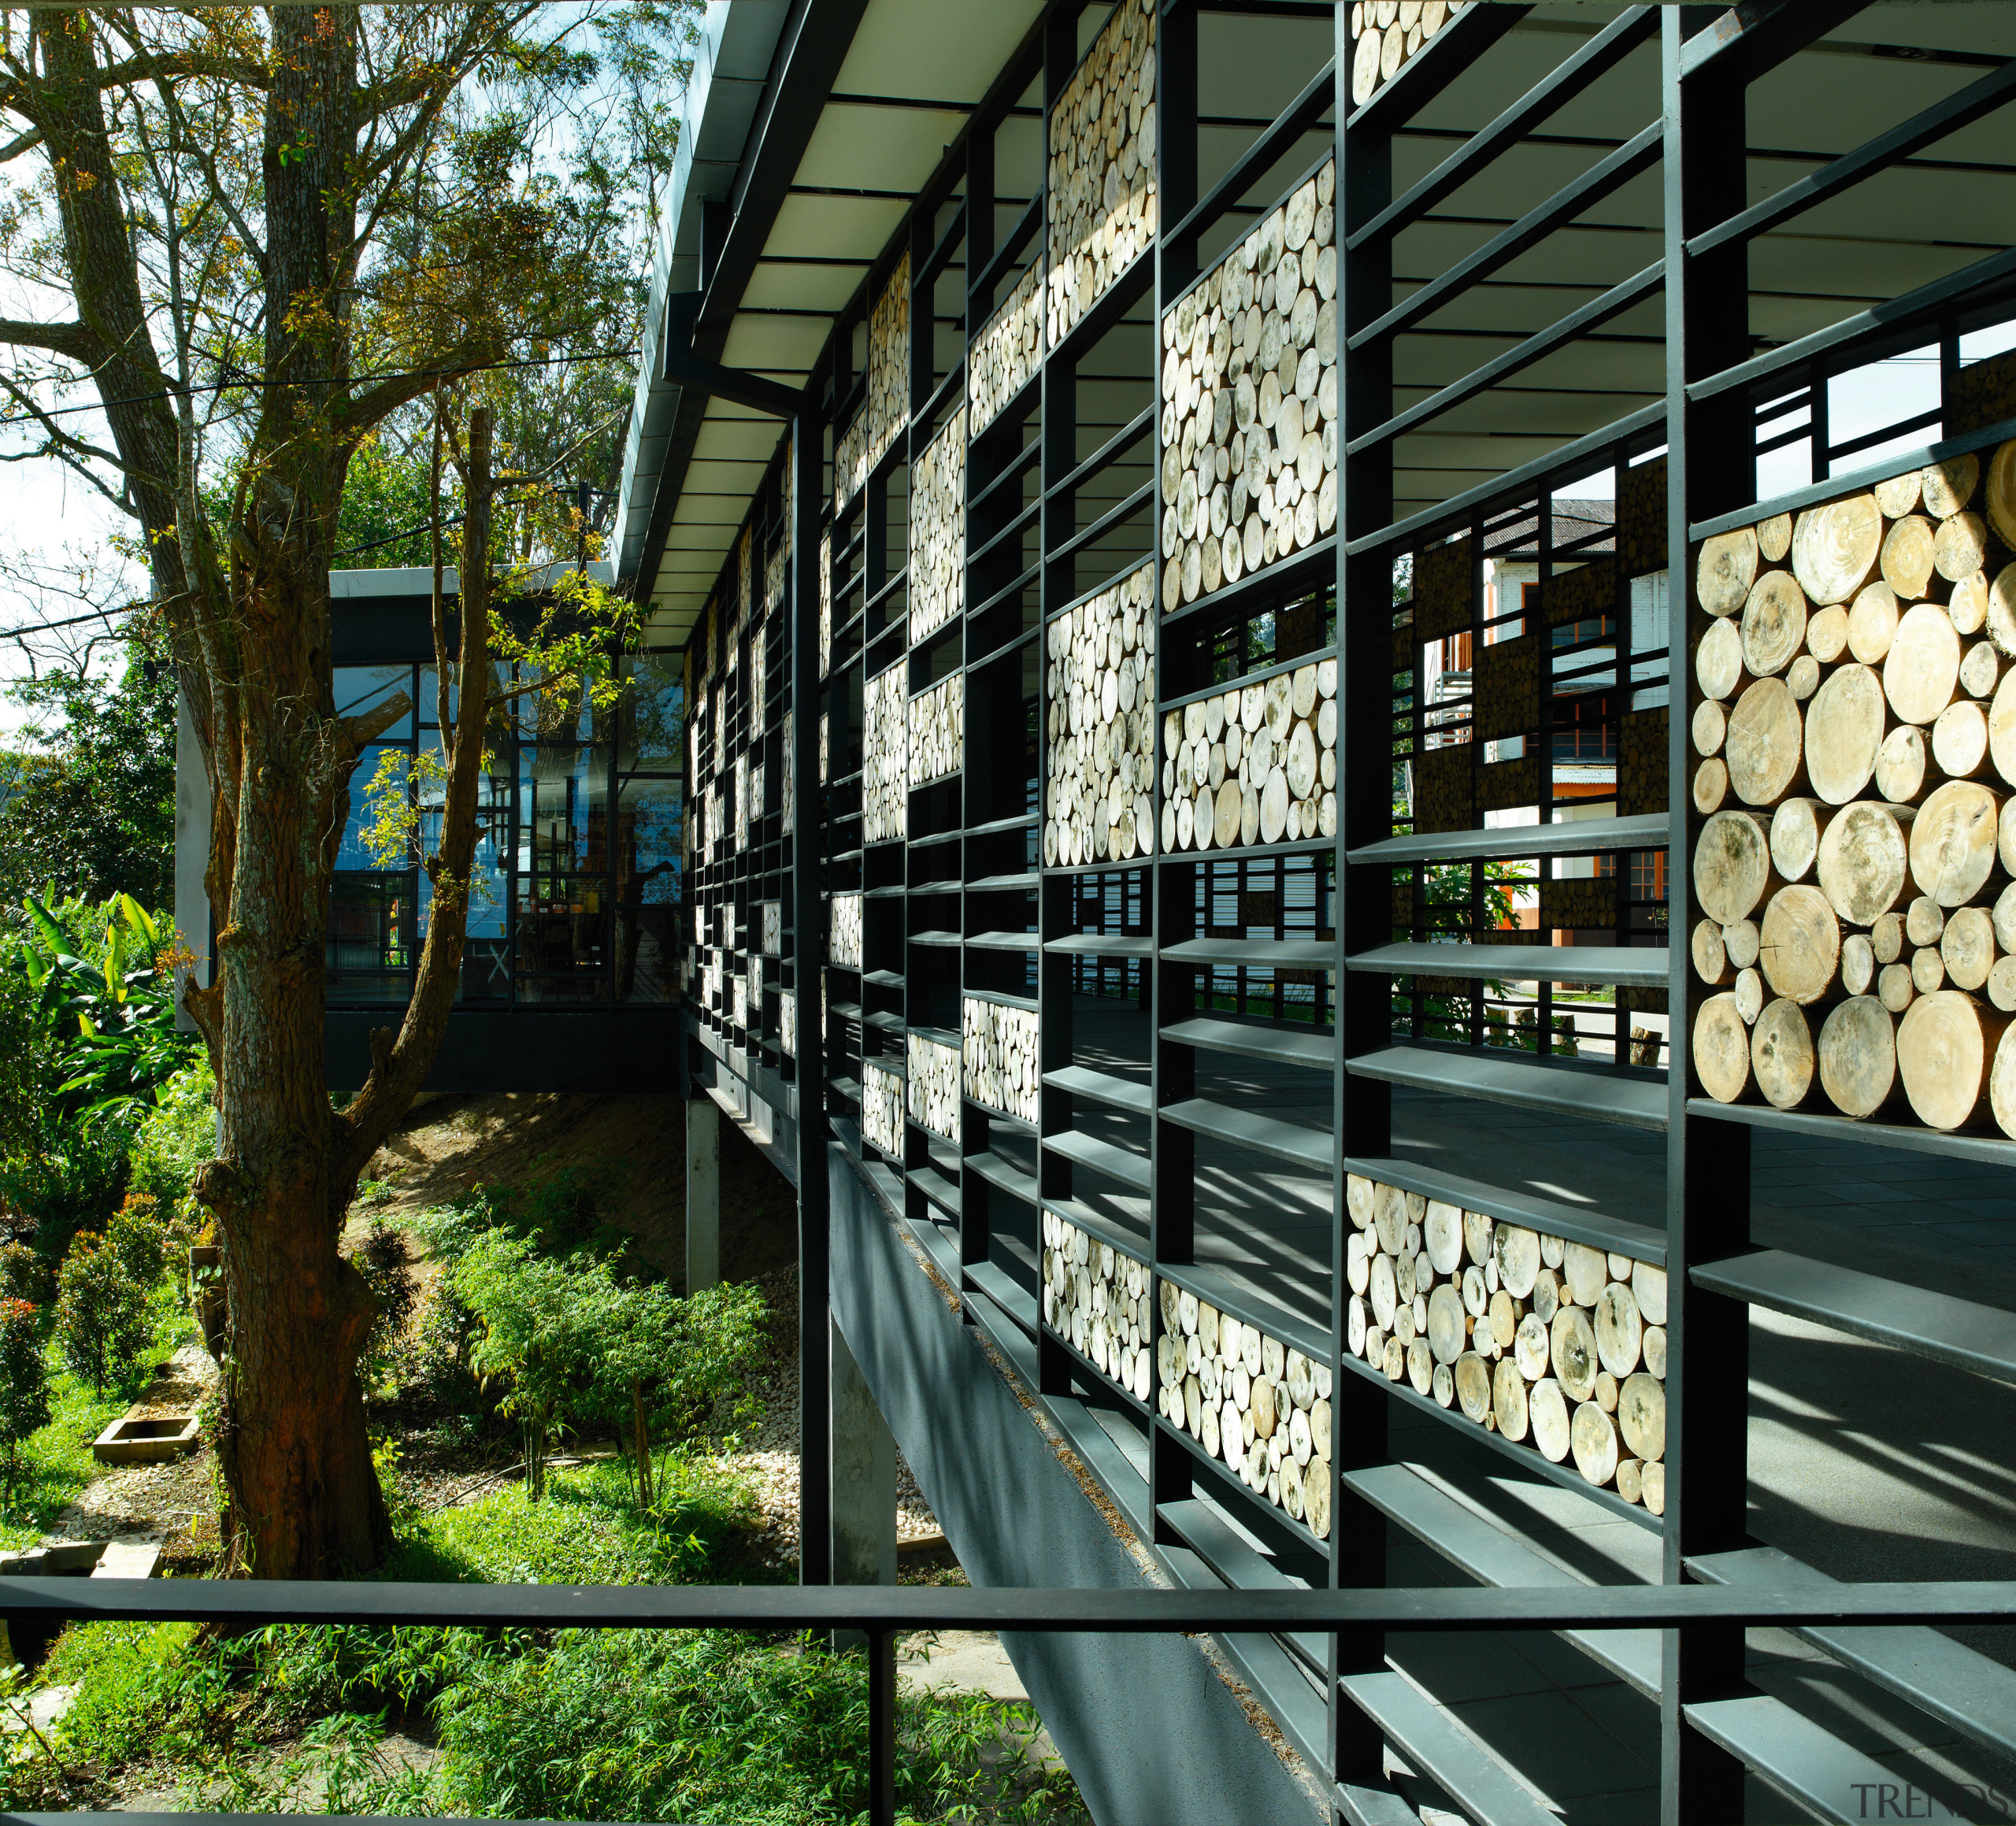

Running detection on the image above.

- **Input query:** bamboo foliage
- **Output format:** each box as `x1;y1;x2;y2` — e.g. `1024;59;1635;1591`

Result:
1160;158;1336;613
1158;1278;1336;1539
1690;437;2016;1139
1047;0;1157;346
1043;1214;1154;1403
1347;1175;1669;1511
1044;563;1158;866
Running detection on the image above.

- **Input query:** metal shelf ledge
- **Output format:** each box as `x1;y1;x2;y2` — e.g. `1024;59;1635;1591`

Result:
908;1162;962;1217
1158;1498;1325;1669
963;1259;1035;1335
1349;943;1669;987
1348;1045;1668;1133
1162;1016;1335;1071
1160;1098;1332;1174
1338;1671;1560;1826
909;930;962;948
1690;1249;2016;1387
1043;1065;1152;1117
1348;813;1670;869
1683;1695;1905;1826
1044;1129;1151;1194
1684;1097;2016;1169
1045;932;1154;957
967;929;1040;951
1162;936;1334;969
963;1149;1037;1206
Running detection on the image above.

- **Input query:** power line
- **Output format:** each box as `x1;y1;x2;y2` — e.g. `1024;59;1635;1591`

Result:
0;346;642;431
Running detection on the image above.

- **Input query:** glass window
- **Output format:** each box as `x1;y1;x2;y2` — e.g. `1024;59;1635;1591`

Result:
338;744;413;870
328;872;415;1002
614;776;681;1003
334;666;414;742
415;733;513;1001
620;650;684;772
514;745;613;1000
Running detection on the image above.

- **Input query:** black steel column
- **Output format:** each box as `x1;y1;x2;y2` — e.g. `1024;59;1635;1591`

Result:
792;399;834;1587
1662;10;1755;1820
1331;0;1393;1795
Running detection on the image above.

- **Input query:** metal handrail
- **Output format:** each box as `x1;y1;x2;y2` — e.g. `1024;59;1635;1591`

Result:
7;1577;2016;1824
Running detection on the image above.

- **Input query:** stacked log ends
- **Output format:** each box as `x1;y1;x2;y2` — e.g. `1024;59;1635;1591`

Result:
819;712;829;785
866;252;910;471
1346;1173;1667;1508
762;901;781;956
909;406;967;643
732;970;747;1031
819;532;833;676
782;714;795;822
749;631;767;732
750;762;765;824
780;989;798;1059
862;663;909;844
1044;1214;1154;1405
765;543;787;621
862;1061;905;1156
1046;564;1158;865
833;411;868;515
1162;657;1340;854
971;257;1043;436
1047;0;1157;346
1349;1;1467;107
830;893;863;970
1158;1273;1334;1539
1618;706;1670;817
909;672;965;788
906;1034;962;1143
962;995;1040;1123
1620;454;1668;577
1158;155;1338;613
733;754;749;850
1692;438;2016;1137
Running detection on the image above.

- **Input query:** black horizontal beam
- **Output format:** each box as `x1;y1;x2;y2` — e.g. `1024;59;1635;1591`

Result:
1350;7;1660;250
1691;55;2016;261
1046;403;1156;503
1347;2;1530;135
918;199;968;289
13;1576;2016;1635
969;193;1043;310
1676;0;1873;87
1351;122;1662;351
1164;57;1335;263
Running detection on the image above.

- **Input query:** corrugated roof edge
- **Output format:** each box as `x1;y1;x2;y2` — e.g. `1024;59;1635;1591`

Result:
613;1;790;589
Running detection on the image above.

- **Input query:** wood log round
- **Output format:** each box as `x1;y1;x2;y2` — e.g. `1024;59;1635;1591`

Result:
1807;604;1850;664
1962;639;2003;701
1453;1351;1492;1424
1788;654;1821;701
1642;1458;1666;1516
1923;453;1981;519
1692;918;1733;985
1936;511;1989;583
1514;1312;1551;1381
1872;909;1907;963
1643;1325;1668;1380
1692;759;1729;814
1879;962;1916;1013
1991;439;2016;549
1988;668;2016;788
1897;989;2010;1130
1769;798;1829;883
1492;1358;1529;1442
1693;992;1751;1101
1881;513;1937;598
1992;956;2016;1013
1529;1379;1572;1462
1885;602;1962;725
1952;571;1991;638
1876;724;1927;804
1751;997;1817;1109
1759;883;1840;1004
1549;1305;1599;1402
1913;946;1947;995
1815;800;1910;927
1997;881;2016;957
1725;678;1805;806
1694;809;1776;924
1616;1457;1644;1505
1693;698;1728;757
1593;1282;1643;1376
1934;698;1992;779
1493;1224;1540;1298
1425;1198;1463;1276
1802;662;1887;805
1742;569;1808;676
1406;1338;1433;1397
1990;564;2016;660
1696;617;1747;701
1910;780;2002;906
1734;967;1765;1024
1943;906;1997;992
1875;469;1922;518
1303;1462;1330;1539
1724;917;1761;969
1848;581;1901;665
1532;1266;1561;1324
1571;1401;1620;1488
1618;1372;1666;1463
1633;1261;1667;1326
1758;511;1792;561
1793;494;1883;605
1696;527;1758;617
1842;932;1876;995
1566;1243;1608;1308
1311;1395;1331;1460
1463;1207;1494;1270
1426;1282;1466;1365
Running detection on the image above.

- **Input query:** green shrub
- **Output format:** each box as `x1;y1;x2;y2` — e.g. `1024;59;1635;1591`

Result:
105;1192;170;1288
0;1297;48;1483
0;1239;50;1305
350;1222;417;1395
54;1230;148;1394
128;1054;214;1217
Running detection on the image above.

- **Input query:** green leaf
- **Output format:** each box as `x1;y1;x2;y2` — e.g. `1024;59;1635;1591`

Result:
118;894;158;946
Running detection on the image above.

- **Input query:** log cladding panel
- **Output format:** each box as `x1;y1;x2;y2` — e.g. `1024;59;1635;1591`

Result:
1688;435;2016;1138
906;1033;962;1143
1047;0;1157;347
971;257;1042;437
1157;1272;1336;1540
780;989;797;1058
1473;632;1540;744
733;966;749;1032
963;995;1040;1123
909;406;966;643
1955;349;2016;440
1044;1212;1154;1406
762;901;781;956
781;713;795;822
863;1060;906;1156
819;531;833;676
1477;754;1540;815
1618;707;1669;817
734;754;749;849
1621;455;1667;578
830;892;864;970
867;252;910;471
863;661;909;844
750;628;767;731
1158;156;1336;613
1047;563;1158;867
1414;535;1473;643
1346;1174;1667;1509
1347;0;1469;108
834;413;868;514
1410;740;1472;835
1161;657;1339;854
909;672;965;787
765;543;787;622
1547;557;1615;628
1540;875;1618;932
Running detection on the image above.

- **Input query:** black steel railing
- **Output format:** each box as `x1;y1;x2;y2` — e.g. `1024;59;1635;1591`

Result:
7;1576;2016;1824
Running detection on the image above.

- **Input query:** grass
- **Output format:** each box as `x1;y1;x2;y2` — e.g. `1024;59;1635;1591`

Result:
0;1288;195;1550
